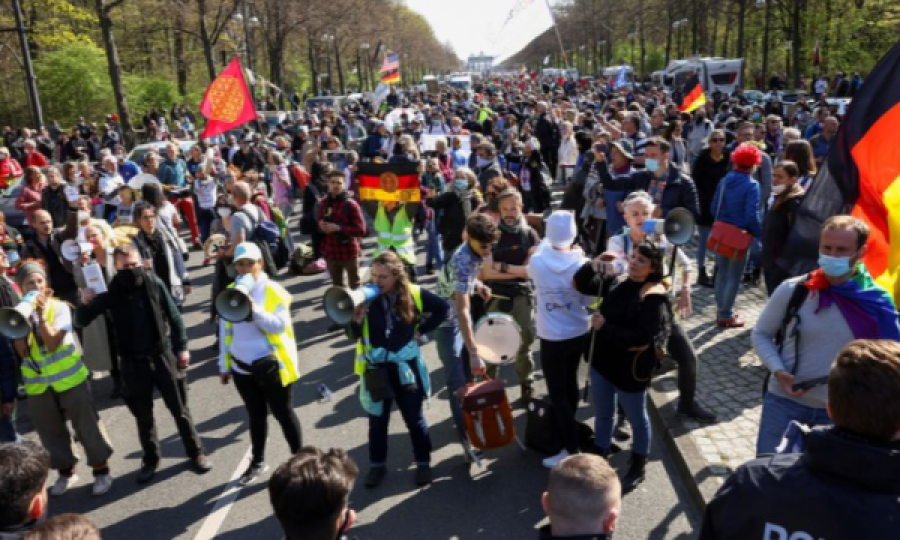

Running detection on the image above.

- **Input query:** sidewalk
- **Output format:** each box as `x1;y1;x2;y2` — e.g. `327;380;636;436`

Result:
648;248;770;509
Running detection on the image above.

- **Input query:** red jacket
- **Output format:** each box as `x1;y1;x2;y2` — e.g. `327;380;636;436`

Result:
0;157;22;187
25;152;48;169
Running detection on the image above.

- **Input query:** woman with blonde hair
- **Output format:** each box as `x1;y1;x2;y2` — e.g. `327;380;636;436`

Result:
349;250;448;488
74;223;121;397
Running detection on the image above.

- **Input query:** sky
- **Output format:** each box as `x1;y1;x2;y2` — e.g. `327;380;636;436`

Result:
404;0;556;61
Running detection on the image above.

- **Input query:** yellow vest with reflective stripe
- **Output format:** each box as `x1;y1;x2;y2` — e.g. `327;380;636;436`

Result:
373;204;415;264
223;280;299;386
21;299;87;396
354;285;423;376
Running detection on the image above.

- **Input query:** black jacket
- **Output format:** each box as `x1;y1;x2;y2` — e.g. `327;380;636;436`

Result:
691;148;731;226
427;190;477;252
699;427;900;540
75;274;187;356
538;525;609;540
41;184;69;228
534;114;560;150
522;153;551;213
573;264;670;393
628;166;701;222
760;185;804;271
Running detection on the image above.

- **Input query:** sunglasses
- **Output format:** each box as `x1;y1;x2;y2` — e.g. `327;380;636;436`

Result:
710;138;725;142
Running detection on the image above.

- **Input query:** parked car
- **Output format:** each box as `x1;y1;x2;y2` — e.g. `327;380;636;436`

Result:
0;175;27;229
126;140;197;166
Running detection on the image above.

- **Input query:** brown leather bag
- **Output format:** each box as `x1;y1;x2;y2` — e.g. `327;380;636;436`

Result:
455;374;516;450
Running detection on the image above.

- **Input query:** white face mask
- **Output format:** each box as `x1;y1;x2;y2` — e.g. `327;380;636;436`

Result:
217;207;232;217
772;184;787;195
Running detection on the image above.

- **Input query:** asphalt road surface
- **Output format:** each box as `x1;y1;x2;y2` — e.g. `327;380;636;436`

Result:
19;230;699;540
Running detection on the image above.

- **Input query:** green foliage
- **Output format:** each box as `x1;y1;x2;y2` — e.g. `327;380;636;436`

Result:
34;43;116;124
124;76;178;113
24;0;97;51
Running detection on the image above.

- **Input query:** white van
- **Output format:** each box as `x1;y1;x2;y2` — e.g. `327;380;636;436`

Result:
662;57;745;95
449;75;472;93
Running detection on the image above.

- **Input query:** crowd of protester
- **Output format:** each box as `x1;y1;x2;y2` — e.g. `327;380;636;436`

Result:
0;68;897;539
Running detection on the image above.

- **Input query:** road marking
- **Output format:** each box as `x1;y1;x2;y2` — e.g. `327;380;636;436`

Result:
193;444;253;540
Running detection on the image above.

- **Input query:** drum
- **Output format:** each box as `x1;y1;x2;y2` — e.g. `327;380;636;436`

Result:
474;312;522;365
204;234;228;259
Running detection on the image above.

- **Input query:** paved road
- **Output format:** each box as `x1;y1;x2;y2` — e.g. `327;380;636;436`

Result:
22;233;699;540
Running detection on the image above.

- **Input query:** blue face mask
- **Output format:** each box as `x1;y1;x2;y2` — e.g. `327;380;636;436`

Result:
453;179;468;191
645;158;660;173
818;253;855;277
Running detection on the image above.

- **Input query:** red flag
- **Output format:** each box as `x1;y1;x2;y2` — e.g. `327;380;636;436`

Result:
199;57;256;140
812;40;821;67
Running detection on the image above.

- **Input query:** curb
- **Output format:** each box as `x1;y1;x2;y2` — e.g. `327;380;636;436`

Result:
646;371;723;514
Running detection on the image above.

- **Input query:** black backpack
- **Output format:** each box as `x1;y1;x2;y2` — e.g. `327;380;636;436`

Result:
762;274;810;395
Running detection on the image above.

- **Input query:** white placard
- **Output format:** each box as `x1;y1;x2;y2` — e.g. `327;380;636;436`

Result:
65;186;80;202
82;262;107;294
421;134;471;157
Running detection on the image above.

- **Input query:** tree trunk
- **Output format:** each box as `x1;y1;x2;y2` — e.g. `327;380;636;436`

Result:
197;0;217;81
173;9;187;96
96;0;134;146
665;17;673;65
335;41;345;95
791;0;803;88
268;42;284;94
736;0;747;57
761;0;772;85
308;37;319;96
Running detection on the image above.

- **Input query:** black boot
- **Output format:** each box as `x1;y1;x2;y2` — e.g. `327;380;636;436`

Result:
621;453;648;494
697;267;714;288
613;413;631;442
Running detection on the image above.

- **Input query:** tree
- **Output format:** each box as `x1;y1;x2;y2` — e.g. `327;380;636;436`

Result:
95;0;134;144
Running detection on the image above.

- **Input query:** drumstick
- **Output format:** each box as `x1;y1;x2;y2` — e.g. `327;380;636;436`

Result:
488;294;511;300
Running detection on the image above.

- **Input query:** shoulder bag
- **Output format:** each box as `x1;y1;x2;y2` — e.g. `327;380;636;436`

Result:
706;180;753;260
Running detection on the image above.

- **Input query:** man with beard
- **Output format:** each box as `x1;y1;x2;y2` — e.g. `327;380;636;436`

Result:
480;189;540;402
318;170;367;332
75;244;211;484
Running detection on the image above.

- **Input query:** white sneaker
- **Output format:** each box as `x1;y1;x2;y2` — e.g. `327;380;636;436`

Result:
92;474;113;496
542;450;570;469
49;474;79;497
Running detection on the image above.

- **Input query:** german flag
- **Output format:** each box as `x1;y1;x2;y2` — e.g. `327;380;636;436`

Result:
357;162;420;203
381;70;400;85
778;41;900;301
678;74;706;113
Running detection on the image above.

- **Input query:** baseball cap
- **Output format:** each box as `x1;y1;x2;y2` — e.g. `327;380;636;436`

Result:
233;242;262;263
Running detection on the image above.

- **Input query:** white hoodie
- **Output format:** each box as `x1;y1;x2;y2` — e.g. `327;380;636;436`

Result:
527;241;592;341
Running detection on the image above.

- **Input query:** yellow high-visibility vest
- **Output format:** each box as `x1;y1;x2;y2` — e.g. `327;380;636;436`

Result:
21;299;87;396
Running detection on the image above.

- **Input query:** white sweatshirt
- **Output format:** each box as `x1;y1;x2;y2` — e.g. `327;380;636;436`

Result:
527;242;592;341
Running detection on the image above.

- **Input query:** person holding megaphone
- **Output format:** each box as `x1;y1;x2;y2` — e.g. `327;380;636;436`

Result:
347;250;448;488
596;191;716;424
218;242;302;487
9;260;114;497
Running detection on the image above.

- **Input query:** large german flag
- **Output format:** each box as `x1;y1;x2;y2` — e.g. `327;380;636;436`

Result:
778;41;900;301
678;74;706;113
357;162;420;203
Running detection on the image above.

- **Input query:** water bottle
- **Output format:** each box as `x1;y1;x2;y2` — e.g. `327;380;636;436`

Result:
317;383;333;403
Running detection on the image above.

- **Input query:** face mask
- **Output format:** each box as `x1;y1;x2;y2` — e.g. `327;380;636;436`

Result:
115;154;125;160
818;253;855;277
645;158;660;173
476;156;491;167
772;184;787;195
217;207;232;217
115;267;145;290
753;113;762;121
453;179;468;191
432;120;441;126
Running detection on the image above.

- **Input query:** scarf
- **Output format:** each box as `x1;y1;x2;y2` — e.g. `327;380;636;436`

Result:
806;263;900;341
455;187;475;218
498;215;526;235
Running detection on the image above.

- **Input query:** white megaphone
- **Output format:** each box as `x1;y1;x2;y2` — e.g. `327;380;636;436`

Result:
640;207;696;246
61;239;95;262
215;275;254;322
0;291;40;340
324;284;381;326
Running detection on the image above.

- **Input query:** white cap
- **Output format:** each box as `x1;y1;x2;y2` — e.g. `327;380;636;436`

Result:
545;210;577;249
233;242;262;262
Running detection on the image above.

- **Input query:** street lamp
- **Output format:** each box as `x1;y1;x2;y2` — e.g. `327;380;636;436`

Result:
672;18;688;58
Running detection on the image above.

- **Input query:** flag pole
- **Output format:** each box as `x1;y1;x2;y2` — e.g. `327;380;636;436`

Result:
544;0;569;70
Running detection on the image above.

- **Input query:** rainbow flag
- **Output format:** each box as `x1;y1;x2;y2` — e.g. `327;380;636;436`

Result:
779;41;900;302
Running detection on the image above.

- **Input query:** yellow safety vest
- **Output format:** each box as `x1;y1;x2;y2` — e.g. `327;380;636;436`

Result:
354;285;423;376
223;280;299;386
21;299;87;396
373;204;415;264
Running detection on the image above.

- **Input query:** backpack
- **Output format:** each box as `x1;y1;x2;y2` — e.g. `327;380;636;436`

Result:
763;274;811;395
455;375;517;451
237;207;288;274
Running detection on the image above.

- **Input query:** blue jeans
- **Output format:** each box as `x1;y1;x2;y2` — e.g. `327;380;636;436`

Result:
197;208;216;245
591;369;651;456
434;324;471;442
746;238;762;272
756;393;832;456
0;402;21;443
368;360;432;465
425;219;443;270
696;225;711;269
714;251;749;319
